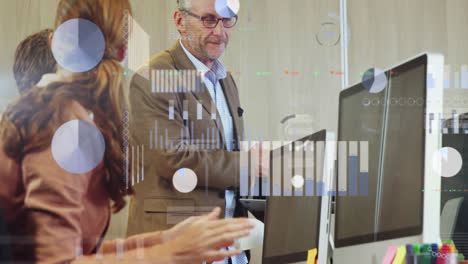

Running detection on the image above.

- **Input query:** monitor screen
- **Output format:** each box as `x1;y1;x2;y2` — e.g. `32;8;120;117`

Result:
441;114;468;256
335;55;427;247
441;114;468;208
262;196;321;263
262;130;326;263
335;79;386;246
376;59;426;240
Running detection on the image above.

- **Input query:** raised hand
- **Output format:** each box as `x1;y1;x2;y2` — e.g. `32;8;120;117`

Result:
162;207;222;243
151;217;254;264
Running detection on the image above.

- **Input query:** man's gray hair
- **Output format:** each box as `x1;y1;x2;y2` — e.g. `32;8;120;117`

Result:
177;0;191;10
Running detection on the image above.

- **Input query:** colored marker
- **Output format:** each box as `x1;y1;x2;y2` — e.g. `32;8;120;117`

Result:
449;245;458;264
382;246;397;264
307;248;317;264
414;244;421;255
422;244;433;264
432;244;440;264
414;244;423;264
436;244;449;264
443;240;455;245
392;246;406;264
406;244;416;264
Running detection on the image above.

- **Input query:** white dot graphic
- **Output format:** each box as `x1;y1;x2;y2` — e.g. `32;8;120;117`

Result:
432;147;463;178
51;120;105;174
215;0;240;18
362;68;387;94
173;168;198;193
291;175;305;188
51;18;106;73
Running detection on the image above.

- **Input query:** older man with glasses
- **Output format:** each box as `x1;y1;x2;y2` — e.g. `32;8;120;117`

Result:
127;0;266;263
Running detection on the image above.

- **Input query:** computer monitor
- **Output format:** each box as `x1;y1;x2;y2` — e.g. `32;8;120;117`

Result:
440;113;468;209
441;113;468;256
333;53;444;264
262;130;335;264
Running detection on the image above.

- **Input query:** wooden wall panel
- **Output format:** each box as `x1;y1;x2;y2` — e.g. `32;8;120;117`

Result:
0;0;17;109
347;0;468;116
347;0;447;85
228;0;342;139
346;0;468;252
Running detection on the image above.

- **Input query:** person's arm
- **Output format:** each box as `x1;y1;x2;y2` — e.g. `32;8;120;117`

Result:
22;149;251;264
99;231;164;254
71;244;172;264
20;141;168;264
130;69;240;190
21;145;96;263
20;103;116;263
101;206;223;254
72;208;252;264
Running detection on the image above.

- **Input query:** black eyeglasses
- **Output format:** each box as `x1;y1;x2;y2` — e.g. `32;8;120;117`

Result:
180;9;238;28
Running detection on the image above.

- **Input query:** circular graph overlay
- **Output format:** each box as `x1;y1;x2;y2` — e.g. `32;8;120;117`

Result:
215;0;240;18
315;22;340;47
362;68;387;94
291;175;305;188
173;168;198;193
432;147;463;178
51;18;106;73
51;120;105;174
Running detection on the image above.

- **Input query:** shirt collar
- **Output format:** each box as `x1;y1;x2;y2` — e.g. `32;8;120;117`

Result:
179;39;227;81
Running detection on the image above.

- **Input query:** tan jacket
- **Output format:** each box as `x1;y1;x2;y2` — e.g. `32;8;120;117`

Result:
0;101;110;263
126;41;245;236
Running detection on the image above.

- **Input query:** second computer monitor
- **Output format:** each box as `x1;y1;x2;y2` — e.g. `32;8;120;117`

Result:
262;130;335;264
333;53;444;264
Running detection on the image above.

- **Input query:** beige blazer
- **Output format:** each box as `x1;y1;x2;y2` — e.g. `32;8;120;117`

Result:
126;41;245;236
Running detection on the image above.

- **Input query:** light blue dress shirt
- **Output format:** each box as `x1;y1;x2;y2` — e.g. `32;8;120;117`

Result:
180;40;248;264
179;40;234;151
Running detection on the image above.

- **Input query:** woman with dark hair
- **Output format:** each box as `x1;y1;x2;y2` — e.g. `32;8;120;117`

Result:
0;0;251;263
13;29;57;94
